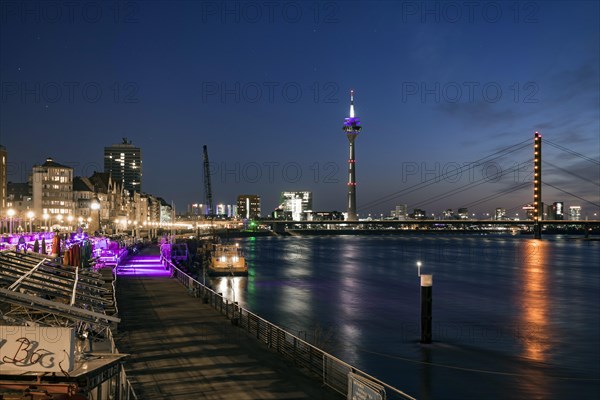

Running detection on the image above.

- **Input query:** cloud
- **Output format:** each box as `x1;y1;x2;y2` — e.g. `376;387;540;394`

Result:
549;59;600;103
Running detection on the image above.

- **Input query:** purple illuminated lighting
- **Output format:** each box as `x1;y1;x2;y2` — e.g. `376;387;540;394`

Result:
116;254;170;277
343;117;361;127
117;268;171;277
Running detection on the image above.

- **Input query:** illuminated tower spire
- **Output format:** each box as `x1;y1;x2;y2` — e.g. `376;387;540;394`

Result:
343;90;362;221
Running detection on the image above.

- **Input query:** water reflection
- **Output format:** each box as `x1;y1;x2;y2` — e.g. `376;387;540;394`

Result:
518;239;550;362
335;239;363;365
211;276;248;305
235;235;599;399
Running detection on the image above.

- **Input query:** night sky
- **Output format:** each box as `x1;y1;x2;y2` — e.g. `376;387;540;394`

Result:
1;1;598;217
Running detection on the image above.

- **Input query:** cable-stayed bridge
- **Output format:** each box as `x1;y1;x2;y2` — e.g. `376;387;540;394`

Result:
252;133;600;237
161;133;599;237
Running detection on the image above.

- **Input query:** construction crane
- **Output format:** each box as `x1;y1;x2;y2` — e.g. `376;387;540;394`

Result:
203;145;214;218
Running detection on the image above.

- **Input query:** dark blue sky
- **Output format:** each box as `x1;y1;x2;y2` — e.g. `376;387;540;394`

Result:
1;1;598;217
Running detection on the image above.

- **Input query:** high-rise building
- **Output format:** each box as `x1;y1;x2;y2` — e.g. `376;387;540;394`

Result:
551;202;564;220
31;157;75;220
495;208;506;220
104;138;142;193
391;204;408;220
342;90;362;221
569;205;581;221
237;195;261;219
190;203;207;217
281;191;312;221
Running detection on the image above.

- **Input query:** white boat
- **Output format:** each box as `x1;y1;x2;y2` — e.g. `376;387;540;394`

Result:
208;243;248;276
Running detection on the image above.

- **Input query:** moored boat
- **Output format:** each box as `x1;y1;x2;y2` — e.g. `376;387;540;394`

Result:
208;243;248;276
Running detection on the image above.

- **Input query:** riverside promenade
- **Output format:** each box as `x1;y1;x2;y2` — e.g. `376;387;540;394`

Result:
115;247;341;399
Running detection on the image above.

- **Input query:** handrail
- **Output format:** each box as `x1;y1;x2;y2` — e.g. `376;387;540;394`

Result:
160;255;416;400
111;262;139;400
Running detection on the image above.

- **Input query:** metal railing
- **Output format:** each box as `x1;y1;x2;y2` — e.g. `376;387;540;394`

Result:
110;262;139;400
161;256;416;400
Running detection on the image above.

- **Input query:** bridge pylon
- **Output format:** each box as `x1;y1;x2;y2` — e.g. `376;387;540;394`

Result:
533;132;542;239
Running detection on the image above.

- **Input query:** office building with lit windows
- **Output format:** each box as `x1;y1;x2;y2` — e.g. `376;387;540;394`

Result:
495;208;506;220
104;138;142;193
237;195;261;219
569;205;581;221
280;191;313;220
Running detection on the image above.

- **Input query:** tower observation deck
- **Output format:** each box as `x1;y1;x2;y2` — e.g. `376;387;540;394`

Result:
343;90;362;221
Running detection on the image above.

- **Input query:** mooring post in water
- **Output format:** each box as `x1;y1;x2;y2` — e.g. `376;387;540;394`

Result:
421;274;433;344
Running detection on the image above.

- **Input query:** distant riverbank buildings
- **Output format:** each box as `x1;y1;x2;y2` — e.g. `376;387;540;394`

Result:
1;148;172;233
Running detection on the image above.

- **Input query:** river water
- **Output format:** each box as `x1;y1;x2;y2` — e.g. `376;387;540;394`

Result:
207;235;600;399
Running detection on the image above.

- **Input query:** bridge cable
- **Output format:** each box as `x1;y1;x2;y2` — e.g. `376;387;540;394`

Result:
359;140;531;211
542;182;600;208
543;161;600;187
408;162;532;211
544;139;600;165
461;182;531;210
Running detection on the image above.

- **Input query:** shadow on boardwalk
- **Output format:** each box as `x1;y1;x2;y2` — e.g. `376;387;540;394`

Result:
116;272;342;399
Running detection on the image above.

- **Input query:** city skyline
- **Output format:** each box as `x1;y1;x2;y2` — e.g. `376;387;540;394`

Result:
1;1;598;215
2;148;595;220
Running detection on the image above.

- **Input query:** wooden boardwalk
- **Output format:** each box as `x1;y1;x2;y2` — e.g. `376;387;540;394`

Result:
115;256;341;399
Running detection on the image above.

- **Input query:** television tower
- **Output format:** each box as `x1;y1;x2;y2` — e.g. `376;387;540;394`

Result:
343;90;362;221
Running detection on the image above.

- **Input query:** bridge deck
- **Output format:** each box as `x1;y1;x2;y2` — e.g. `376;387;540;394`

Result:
115;252;340;399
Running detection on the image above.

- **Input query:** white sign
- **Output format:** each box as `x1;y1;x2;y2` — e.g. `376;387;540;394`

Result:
1;326;75;373
347;372;385;400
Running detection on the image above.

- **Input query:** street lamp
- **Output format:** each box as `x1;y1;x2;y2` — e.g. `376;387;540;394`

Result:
7;209;15;235
67;215;74;231
417;261;422;277
27;211;34;234
91;198;100;234
43;213;49;231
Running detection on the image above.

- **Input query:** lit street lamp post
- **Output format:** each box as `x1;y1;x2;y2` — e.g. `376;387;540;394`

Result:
91;198;100;234
27;211;34;234
7;209;15;235
43;213;49;231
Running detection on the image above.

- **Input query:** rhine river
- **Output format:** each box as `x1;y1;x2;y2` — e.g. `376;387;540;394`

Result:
207;235;600;399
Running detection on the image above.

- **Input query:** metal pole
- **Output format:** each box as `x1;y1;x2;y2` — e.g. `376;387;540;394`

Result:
420;274;433;344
